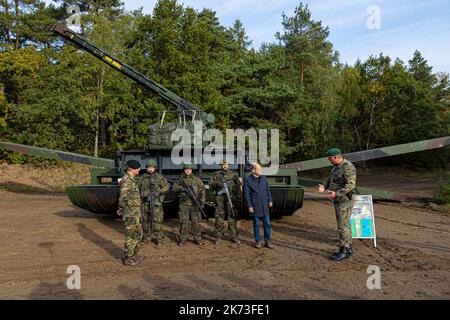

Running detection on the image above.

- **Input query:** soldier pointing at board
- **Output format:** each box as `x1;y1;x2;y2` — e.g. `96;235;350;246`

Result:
319;148;357;261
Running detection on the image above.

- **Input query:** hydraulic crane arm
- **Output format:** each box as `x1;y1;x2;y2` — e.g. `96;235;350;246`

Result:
52;22;213;124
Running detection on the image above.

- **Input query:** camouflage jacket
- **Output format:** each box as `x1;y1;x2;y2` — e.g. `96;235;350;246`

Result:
138;172;170;206
118;172;142;215
323;159;357;202
209;169;241;200
172;173;206;206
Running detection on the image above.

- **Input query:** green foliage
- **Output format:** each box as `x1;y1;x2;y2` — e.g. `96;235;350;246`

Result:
337;53;448;157
0;1;65;49
225;2;340;162
0;149;25;164
436;181;450;205
127;0;234;115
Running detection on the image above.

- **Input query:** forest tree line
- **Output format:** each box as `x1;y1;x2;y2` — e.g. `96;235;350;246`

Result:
1;0;449;167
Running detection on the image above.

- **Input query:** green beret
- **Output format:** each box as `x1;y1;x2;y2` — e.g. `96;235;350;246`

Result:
183;163;193;169
146;159;157;168
326;148;342;157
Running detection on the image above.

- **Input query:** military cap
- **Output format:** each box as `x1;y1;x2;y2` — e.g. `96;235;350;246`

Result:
146;159;157;168
126;159;141;169
326;148;342;157
183;163;193;169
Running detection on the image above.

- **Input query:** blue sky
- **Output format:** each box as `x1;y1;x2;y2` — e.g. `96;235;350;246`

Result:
121;0;450;74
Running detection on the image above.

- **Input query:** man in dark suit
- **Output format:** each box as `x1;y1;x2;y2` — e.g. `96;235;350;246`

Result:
243;163;274;249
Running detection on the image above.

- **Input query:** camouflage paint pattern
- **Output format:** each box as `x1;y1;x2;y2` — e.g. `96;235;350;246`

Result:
322;159;356;249
0;141;114;168
178;204;202;242
285;136;450;171
209;169;241;239
323;159;357;202
172;173;206;241
335;200;354;248
299;178;426;202
138;172;170;240
119;172;143;258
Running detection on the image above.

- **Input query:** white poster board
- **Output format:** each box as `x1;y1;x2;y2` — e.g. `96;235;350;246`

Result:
351;195;377;247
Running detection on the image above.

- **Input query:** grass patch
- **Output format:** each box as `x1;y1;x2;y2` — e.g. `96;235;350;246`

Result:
435;182;450;205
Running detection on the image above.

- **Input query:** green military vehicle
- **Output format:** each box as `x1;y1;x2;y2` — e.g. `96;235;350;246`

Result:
1;23;304;219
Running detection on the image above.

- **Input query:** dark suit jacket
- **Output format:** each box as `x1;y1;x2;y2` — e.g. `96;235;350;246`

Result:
243;174;272;217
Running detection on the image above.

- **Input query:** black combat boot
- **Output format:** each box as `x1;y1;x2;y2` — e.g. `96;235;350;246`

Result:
335;245;352;256
334;247;350;261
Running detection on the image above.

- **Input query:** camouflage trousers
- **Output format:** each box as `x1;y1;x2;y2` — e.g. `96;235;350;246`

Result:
178;204;202;242
123;210;143;258
142;204;165;241
334;199;355;248
213;196;238;240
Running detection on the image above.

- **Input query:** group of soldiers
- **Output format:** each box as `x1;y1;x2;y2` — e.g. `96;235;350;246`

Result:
117;147;357;266
117;159;241;266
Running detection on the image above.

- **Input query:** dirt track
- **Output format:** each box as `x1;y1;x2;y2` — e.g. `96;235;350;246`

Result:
1;190;449;300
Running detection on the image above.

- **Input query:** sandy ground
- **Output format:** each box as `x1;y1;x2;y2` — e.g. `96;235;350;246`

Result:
1;189;449;300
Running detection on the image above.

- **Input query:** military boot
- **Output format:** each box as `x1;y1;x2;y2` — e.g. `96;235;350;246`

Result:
195;240;204;246
232;238;241;245
123;255;139;266
334;247;350;261
154;239;162;246
335;246;353;256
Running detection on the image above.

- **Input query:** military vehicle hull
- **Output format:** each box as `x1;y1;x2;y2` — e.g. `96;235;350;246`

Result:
66;183;304;219
66;185;120;214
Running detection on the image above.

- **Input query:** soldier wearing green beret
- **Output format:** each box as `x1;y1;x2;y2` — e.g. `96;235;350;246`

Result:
138;159;170;246
319;148;356;261
172;163;206;246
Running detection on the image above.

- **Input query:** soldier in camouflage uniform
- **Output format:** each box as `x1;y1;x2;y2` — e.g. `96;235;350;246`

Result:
117;159;144;266
209;161;242;245
172;164;206;246
138;159;170;246
319;148;357;261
